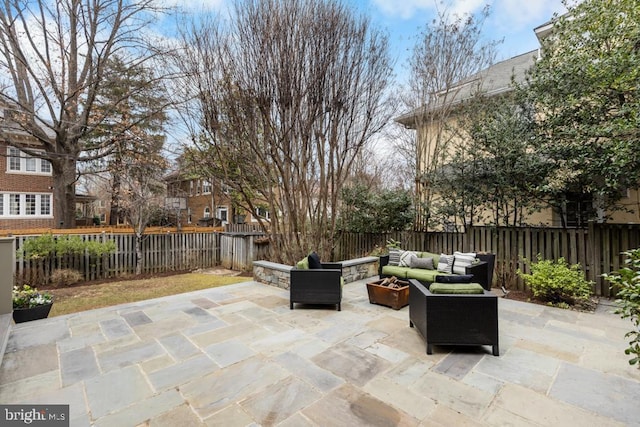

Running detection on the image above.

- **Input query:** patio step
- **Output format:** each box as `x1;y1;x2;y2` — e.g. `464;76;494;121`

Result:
0;313;11;367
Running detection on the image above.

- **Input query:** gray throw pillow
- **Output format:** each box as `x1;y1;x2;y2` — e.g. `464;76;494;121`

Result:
409;256;434;270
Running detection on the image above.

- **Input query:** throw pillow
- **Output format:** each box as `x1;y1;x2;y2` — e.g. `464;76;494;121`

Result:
437;253;454;274
409;256;434;270
308;251;322;269
435;274;474;283
296;257;309;270
453;251;477;275
388;249;402;266
399;250;417;267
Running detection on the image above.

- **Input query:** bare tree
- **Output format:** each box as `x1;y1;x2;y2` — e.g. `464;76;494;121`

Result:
0;0;165;227
398;6;499;230
119;135;168;275
173;0;393;263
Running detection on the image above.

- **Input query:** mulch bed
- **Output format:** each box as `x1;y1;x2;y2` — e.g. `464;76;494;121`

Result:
502;288;598;313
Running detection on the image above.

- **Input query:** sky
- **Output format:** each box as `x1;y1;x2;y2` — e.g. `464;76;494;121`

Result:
162;0;571;84
154;0;571;153
362;0;569;69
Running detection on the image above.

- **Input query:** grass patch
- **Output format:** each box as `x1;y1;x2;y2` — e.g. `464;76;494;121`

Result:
48;273;250;317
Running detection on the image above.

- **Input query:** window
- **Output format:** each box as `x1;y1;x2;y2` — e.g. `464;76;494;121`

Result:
0;193;52;217
563;192;594;227
255;206;270;220
217;207;228;222
202;180;212;194
6;147;52;175
204;207;211;218
9;194;20;215
8;147;20;171
40;195;51;215
25;194;36;215
25;156;36;172
40;159;51;173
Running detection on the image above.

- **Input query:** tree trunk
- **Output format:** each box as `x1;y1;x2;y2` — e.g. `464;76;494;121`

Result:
135;233;143;275
109;172;121;226
52;157;77;229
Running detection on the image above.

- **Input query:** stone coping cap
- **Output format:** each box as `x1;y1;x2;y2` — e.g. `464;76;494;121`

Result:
253;260;292;272
254;256;376;272
341;256;378;267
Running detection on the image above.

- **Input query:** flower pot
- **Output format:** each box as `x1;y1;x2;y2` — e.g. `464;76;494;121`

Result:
12;303;53;323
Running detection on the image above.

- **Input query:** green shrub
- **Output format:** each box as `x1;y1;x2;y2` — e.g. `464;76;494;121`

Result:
517;255;593;308
85;239;117;257
18;234;57;259
603;248;640;368
17;234;116;259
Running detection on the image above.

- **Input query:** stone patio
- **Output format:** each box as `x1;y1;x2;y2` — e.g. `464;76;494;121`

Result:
1;278;639;426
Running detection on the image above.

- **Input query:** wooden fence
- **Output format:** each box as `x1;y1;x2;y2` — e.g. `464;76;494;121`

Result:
219;232;271;271
334;223;640;296
13;231;267;284
13;224;640;294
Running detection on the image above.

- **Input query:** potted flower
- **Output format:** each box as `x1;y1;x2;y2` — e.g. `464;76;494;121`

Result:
12;285;54;323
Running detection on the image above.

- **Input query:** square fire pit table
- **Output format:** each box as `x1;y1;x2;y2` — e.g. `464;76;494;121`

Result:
366;278;410;310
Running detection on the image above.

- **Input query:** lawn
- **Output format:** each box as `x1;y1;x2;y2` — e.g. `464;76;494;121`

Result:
47;271;251;317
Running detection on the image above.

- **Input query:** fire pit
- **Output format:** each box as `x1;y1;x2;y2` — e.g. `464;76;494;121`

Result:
366;277;410;310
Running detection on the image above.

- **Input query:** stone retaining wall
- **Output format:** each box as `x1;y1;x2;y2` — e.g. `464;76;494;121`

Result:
253;256;378;290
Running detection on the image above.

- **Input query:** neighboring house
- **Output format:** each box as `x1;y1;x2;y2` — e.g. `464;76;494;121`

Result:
165;171;270;228
75;193;103;226
0;103;111;230
396;20;640;228
0;105;56;229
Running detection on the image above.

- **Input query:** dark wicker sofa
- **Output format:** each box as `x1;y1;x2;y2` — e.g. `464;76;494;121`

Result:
379;252;495;291
290;262;343;311
408;279;499;356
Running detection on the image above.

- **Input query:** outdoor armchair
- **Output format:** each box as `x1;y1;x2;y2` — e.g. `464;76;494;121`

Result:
409;279;499;356
290;261;343;311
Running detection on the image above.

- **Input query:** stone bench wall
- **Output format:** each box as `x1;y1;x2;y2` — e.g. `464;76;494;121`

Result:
253;256;378;290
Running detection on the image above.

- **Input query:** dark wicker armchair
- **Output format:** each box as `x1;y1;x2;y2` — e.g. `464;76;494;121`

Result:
289;263;343;311
409;279;499;356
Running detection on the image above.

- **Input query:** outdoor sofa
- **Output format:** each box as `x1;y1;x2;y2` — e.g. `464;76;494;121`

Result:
408;279;499;356
290;253;343;311
379;251;495;291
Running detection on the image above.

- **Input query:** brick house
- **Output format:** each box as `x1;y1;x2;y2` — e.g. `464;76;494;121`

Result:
0;137;55;230
165;171;270;228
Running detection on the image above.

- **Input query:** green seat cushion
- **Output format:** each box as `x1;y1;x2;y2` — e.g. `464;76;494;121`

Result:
381;265;409;278
296;257;309;269
429;283;485;294
406;268;443;282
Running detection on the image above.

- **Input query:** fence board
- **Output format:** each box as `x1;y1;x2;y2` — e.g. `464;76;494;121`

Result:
14;232;224;283
335;224;640;295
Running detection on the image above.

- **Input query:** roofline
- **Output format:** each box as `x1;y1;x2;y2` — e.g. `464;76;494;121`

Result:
395;49;537;128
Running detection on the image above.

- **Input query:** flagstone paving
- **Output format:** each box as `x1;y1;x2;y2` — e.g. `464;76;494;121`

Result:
1;278;639;426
